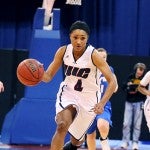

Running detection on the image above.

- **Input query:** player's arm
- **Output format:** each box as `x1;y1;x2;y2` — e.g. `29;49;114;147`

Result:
109;66;118;93
138;71;150;96
138;84;150;96
92;50;117;113
113;74;118;93
0;81;4;93
42;46;66;82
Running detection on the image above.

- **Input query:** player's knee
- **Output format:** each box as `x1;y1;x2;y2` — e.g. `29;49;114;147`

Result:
98;123;108;131
57;120;69;132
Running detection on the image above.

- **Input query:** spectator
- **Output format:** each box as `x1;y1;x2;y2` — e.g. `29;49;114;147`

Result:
120;63;146;150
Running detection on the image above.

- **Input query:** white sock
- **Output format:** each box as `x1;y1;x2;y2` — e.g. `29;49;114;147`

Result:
100;139;110;150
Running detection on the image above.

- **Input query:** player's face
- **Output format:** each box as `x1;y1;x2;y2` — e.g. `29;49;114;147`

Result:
70;29;88;52
98;51;107;61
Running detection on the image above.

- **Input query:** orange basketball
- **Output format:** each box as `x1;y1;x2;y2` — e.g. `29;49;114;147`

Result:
17;58;44;86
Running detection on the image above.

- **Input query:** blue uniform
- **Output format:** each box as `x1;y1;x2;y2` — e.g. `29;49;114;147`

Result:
87;67;114;134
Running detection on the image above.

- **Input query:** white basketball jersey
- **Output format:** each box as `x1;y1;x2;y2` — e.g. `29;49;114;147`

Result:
140;71;150;99
140;71;150;132
63;44;100;93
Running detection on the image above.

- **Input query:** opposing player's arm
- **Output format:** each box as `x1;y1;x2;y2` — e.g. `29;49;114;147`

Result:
138;71;150;96
0;81;4;93
138;84;150;96
42;46;66;82
113;74;118;93
92;50;116;106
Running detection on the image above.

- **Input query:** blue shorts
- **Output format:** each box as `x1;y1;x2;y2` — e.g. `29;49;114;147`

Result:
87;101;112;134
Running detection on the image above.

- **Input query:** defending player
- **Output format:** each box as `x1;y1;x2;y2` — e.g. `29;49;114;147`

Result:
86;48;118;150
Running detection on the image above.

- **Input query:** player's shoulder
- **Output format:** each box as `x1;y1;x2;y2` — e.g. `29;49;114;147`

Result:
57;45;68;53
146;70;150;74
144;70;150;77
59;45;67;51
91;47;99;57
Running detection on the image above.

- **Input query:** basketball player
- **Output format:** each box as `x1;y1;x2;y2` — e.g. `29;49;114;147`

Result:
0;81;4;93
138;70;150;132
42;21;117;150
86;48;118;150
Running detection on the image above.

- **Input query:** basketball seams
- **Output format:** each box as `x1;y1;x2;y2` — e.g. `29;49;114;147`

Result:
24;60;40;80
34;61;41;79
18;62;38;82
17;71;39;85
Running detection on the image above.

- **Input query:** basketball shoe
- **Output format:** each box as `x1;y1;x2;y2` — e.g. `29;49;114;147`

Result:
132;142;139;150
120;141;129;149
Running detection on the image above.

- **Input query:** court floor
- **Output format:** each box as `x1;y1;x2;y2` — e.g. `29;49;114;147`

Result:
0;140;149;150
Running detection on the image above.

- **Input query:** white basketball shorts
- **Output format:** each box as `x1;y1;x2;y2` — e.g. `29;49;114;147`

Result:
55;82;101;140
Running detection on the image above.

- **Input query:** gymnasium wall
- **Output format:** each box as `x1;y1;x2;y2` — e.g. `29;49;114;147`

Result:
0;0;150;56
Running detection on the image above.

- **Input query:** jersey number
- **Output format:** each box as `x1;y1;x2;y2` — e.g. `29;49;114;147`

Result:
74;79;83;92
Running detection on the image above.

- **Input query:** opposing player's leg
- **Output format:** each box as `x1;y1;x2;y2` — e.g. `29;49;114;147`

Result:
97;118;110;150
97;103;112;150
86;131;97;150
50;106;77;150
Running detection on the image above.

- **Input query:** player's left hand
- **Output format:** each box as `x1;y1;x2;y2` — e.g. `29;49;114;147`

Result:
93;102;104;114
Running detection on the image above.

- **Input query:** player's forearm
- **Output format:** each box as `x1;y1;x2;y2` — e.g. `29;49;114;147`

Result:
100;79;117;105
42;72;53;82
138;85;150;96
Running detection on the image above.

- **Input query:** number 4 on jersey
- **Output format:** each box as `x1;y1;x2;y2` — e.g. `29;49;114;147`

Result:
74;79;83;91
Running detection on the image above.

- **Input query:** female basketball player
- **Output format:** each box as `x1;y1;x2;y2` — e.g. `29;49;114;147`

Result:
138;71;150;132
0;81;4;93
86;48;118;150
42;21;117;150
